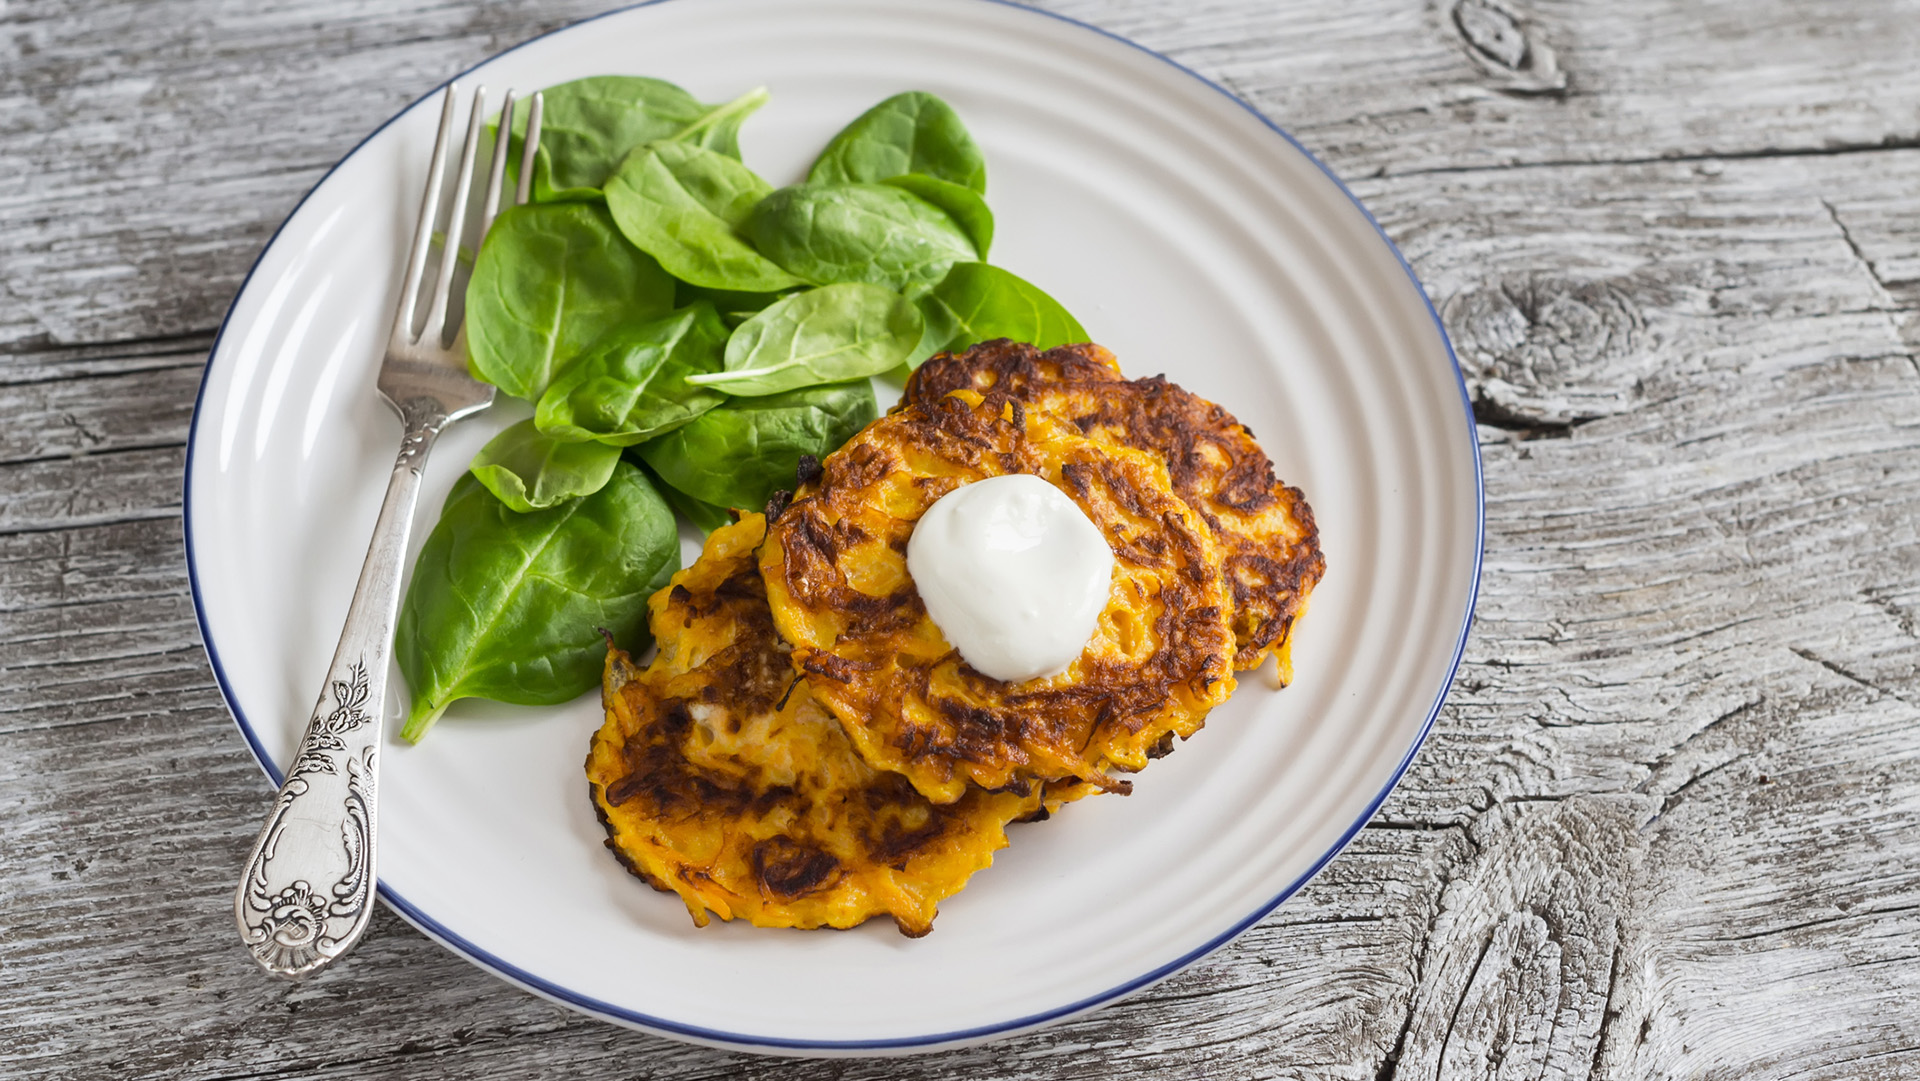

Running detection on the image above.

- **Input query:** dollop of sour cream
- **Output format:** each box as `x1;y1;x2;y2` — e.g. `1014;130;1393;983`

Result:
906;473;1115;683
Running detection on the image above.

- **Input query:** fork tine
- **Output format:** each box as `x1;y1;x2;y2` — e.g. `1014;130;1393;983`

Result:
447;89;537;363
515;92;544;206
393;85;458;345
419;86;487;347
477;89;516;242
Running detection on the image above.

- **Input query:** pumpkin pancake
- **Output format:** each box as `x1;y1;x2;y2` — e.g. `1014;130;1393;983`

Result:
903;340;1324;679
586;513;1039;937
761;389;1236;805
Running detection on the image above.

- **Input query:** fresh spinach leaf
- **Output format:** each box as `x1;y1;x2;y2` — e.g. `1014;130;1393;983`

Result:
656;475;735;533
535;304;730;445
881;173;993;259
465;202;675;401
744;183;977;294
685;283;921;396
635;459;734;533
674;280;789;315
674;282;792;330
604;141;805;292
806;91;986;193
396;462;679;741
916;261;1087;366
469;419;622;511
638;380;877;512
505;77;769;202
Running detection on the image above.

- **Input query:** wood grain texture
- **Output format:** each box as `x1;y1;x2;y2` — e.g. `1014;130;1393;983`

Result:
3;0;1919;1077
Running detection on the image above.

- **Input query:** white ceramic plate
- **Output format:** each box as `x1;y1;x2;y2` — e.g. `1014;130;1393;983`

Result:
187;0;1481;1056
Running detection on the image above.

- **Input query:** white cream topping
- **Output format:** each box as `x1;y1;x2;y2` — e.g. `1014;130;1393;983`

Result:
905;473;1115;683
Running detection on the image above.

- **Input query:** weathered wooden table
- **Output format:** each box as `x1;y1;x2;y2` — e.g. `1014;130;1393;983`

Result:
6;1;1919;1077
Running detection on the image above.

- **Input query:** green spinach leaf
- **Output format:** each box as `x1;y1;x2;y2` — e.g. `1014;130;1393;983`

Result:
674;280;790;316
469;419;622;511
604;141;805;292
744;183;977;294
806;91;986;193
685;283;920;396
674;282;793;330
535;304;730;445
916;262;1087;366
396;462;679;741
880;173;993;259
505;77;768;202
638;381;877;511
654;474;735;533
465;202;675;401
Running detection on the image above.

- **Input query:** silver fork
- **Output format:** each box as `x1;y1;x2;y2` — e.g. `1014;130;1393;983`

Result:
234;84;545;978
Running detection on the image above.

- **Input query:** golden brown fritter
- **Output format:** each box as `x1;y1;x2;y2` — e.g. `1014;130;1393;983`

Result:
761;389;1237;805
904;340;1324;678
586;514;1039;937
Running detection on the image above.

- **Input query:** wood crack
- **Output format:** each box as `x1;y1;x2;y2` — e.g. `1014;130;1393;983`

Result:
1811;1044;1920;1076
0;328;216;363
1821;198;1891;293
0;587;189;617
1652;753;1753;820
1820;197;1920;374
1706;903;1920;944
1635;698;1763;781
1368;818;1480;841
1141;978;1274;1007
0;638;205;673
1587;925;1626;1081
1495;793;1576;806
1433;926;1502;1077
0;437;189;469
1369;824;1480;1081
0;708;216;740
1790;646;1919;708
1276;912;1389;927
0;354;205;391
1372;1000;1418;1081
1472;394;1594;439
1385;135;1920;179
0;508;180;538
175;1021;587;1081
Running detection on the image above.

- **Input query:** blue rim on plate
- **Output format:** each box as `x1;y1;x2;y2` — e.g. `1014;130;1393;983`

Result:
184;0;1484;1053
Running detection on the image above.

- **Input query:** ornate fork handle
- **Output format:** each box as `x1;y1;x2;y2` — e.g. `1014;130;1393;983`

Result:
233;83;537;979
235;401;447;977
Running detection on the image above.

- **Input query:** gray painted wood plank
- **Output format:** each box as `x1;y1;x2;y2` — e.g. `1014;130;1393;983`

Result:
1358;151;1920;1081
1174;0;1920;177
7;1;1920;1078
0;447;184;534
0;362;200;463
7;0;1920;356
0;516;187;613
0;339;213;389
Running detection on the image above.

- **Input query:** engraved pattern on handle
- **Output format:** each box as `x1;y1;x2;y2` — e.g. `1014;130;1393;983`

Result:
233;83;518;978
234;407;445;978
